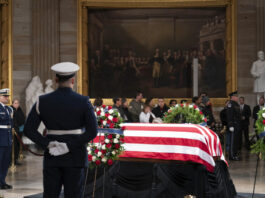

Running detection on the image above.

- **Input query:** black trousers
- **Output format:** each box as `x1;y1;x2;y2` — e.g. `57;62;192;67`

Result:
239;124;250;149
43;167;85;198
230;126;240;157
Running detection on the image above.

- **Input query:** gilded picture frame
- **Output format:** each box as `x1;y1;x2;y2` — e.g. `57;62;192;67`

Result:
77;0;237;107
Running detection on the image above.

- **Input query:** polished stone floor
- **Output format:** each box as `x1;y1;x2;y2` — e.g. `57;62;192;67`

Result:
1;148;265;198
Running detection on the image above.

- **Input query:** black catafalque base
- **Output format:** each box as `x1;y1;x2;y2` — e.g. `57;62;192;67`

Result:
25;160;253;198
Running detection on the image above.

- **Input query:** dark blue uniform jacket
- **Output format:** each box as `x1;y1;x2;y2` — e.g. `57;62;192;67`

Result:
0;105;13;146
24;87;98;167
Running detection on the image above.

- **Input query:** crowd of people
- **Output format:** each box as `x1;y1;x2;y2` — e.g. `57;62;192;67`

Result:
90;44;226;97
94;90;262;162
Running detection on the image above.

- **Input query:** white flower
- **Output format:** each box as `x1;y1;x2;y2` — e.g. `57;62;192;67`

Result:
92;156;97;161
108;115;113;120
116;134;120;138
189;104;193;108
88;149;92;154
103;121;107;126
101;111;105;117
109;109;114;114
262;113;265;118
102;144;106;150
96;107;99;112
263;107;265;110
102;157;107;163
105;139;110;143
113;138;119;143
101;108;104;112
196;108;200;111
118;113;121;117
112;151;116;155
97;151;102;157
175;104;179;107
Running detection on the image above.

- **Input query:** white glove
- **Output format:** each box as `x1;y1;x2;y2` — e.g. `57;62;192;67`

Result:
49;142;69;156
229;127;234;132
47;141;59;149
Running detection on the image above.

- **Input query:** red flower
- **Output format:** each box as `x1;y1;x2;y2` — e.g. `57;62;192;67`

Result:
97;111;101;116
168;110;172;113
120;137;124;142
101;150;106;154
106;143;112;148
204;118;207;122
102;105;106;108
113;117;118;123
105;113;109;118
180;104;184;107
199;111;203;115
107;134;113;139
109;123;114;128
108;106;112;110
94;149;99;154
95;160;101;165
263;119;265;125
107;119;111;124
115;144;120;149
193;105;197;109
107;159;113;166
88;155;92;161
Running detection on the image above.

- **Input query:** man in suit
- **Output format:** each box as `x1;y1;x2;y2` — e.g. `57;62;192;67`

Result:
226;91;241;160
253;96;265;138
239;97;251;150
152;98;169;118
24;62;98;198
0;89;13;189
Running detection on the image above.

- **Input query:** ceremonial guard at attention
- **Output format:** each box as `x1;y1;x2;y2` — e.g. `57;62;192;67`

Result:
0;89;13;189
24;62;98;198
226;91;241;161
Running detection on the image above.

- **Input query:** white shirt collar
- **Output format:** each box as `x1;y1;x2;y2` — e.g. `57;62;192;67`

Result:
0;102;5;107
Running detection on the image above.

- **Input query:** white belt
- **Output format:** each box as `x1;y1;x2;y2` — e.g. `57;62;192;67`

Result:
0;125;11;129
47;129;83;135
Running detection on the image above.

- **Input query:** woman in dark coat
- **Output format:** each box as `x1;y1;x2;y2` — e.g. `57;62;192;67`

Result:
11;99;25;165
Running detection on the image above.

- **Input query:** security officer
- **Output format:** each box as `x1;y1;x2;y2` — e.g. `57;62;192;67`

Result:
24;62;98;198
226;91;241;161
0;88;13;189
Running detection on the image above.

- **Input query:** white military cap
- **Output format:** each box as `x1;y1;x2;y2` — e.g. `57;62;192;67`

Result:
51;62;80;77
0;88;10;96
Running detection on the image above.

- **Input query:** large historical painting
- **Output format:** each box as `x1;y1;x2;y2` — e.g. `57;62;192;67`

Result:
88;8;226;98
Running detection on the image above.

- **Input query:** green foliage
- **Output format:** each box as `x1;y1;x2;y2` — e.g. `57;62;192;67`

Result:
163;103;207;124
251;107;265;159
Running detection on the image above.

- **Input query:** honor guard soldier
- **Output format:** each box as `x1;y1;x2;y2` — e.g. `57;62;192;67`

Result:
0;88;13;189
24;62;98;198
226;91;241;161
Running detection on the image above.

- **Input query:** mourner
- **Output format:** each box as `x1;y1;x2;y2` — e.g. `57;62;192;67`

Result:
0;88;13;189
226;91;241;161
152;98;169;118
23;62;98;198
11;99;25;165
239;97;251;150
253;96;265;139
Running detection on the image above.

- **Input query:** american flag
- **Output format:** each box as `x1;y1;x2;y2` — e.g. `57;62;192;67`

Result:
119;123;226;172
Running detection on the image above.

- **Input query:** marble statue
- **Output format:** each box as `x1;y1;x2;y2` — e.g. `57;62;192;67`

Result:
251;51;265;103
25;76;44;115
44;79;54;93
24;76;45;144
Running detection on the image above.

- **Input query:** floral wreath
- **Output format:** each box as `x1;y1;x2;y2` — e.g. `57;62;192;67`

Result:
87;105;125;168
251;107;265;159
163;103;207;124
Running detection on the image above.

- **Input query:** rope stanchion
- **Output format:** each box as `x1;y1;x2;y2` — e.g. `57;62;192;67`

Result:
92;166;98;198
14;131;44;156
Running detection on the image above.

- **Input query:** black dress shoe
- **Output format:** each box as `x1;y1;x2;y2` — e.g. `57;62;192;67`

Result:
0;183;12;189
